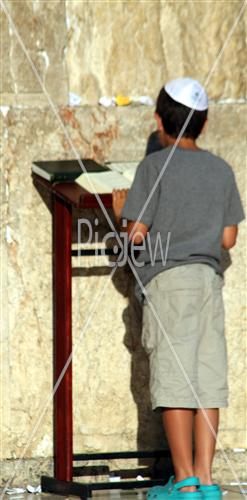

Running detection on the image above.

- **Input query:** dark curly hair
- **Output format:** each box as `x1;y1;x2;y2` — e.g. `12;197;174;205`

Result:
156;87;208;140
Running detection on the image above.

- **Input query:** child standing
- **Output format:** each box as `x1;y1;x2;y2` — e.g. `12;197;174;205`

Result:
112;78;245;500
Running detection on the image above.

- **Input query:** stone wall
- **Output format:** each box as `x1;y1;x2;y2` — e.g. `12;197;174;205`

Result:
1;0;246;486
66;0;246;103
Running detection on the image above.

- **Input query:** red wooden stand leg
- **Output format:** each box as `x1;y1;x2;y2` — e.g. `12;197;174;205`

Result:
53;195;73;481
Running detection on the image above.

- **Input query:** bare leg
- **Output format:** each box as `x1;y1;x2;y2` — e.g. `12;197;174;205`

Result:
194;408;219;485
162;408;196;492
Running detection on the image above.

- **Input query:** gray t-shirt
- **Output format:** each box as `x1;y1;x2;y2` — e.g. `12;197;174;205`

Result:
121;146;245;301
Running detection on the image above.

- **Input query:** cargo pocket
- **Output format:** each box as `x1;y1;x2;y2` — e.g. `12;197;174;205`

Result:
142;301;157;355
213;273;225;289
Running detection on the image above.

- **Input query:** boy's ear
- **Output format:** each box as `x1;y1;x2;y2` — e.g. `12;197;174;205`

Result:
154;112;164;132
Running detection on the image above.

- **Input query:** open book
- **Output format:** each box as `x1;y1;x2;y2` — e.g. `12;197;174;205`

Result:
75;161;139;193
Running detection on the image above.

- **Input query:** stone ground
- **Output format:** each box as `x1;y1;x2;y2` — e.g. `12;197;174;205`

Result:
1;487;246;499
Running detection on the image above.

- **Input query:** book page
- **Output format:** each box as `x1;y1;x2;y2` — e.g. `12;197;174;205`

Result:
107;161;138;173
106;161;139;183
75;170;131;193
122;167;137;183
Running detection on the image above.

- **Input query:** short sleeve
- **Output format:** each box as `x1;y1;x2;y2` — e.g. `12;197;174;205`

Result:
224;172;245;226
121;157;160;226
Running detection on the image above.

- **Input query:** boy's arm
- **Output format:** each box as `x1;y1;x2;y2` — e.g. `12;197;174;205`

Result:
126;220;149;244
112;189;149;244
112;189;129;225
221;225;238;250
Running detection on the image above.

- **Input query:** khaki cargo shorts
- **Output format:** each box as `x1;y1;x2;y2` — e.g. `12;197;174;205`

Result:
142;264;228;410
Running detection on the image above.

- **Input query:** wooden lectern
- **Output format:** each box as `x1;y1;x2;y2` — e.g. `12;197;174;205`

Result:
32;172;171;499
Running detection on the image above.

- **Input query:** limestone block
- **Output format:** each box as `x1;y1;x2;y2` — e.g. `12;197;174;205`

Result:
198;104;247;147
2;108;56;460
220;298;246;447
0;457;54;488
65;1;164;104
0;9;14;93
159;1;246;100
1;0;68;104
213;449;247;484
66;0;247;103
57;105;155;162
10;43;47;94
198;104;247;291
2;0;246;106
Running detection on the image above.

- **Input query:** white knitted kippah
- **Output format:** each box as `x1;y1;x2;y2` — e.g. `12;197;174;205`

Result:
165;77;208;111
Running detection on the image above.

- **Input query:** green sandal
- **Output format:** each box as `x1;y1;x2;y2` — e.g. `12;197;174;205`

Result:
199;484;222;500
147;476;203;500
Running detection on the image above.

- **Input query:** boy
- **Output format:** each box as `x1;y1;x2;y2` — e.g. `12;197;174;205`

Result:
112;78;245;500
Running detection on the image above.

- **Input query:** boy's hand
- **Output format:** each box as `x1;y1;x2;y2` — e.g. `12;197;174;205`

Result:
112;189;129;224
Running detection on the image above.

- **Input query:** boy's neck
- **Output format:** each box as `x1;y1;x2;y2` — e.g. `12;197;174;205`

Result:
161;132;200;151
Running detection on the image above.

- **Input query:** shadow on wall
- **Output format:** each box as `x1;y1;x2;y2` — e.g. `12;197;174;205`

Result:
120;271;166;451
72;205;167;453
